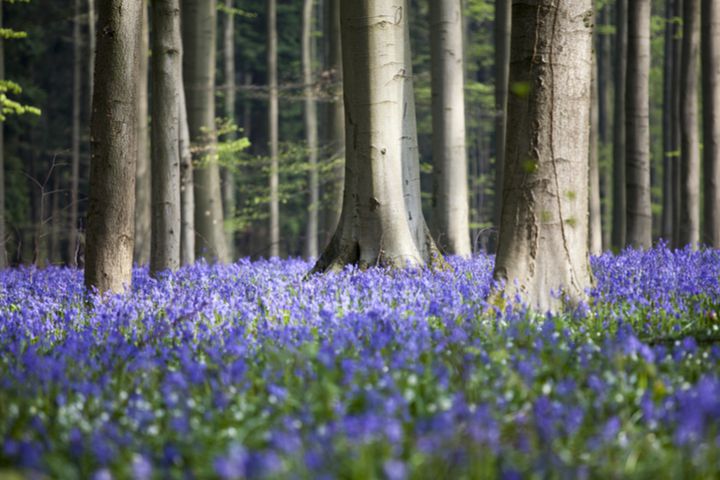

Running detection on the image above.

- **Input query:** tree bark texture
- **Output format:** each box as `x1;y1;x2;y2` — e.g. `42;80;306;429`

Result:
589;49;602;255
179;67;195;266
69;0;82;267
612;0;627;250
182;0;228;262
267;0;280;257
312;0;441;272
150;0;182;276
493;0;594;312
430;0;471;257
625;0;652;249
494;0;511;237
702;0;720;247
222;0;236;260
85;0;143;293
679;0;700;247
661;0;676;241
303;0;319;258
134;2;151;265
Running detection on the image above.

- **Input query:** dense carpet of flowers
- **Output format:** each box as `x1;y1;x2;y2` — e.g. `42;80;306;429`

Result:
1;244;719;478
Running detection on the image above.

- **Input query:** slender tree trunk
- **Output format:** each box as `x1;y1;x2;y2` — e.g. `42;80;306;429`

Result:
589;50;602;255
625;0;652;249
49;172;60;264
0;2;5;268
303;0;319;258
68;0;82;267
182;0;228;262
493;0;511;240
702;0;720;247
88;0;95;108
672;0;683;247
679;0;700;247
612;0;627;250
150;0;182;276
312;0;441;272
179;69;195;266
598;3;612;250
267;0;280;257
661;0;675;241
493;0;593;312
222;0;236;260
429;0;471;257
134;3;151;265
85;0;142;293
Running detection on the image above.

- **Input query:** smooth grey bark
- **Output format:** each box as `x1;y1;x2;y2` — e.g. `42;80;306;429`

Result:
134;2;151;265
493;0;593;312
429;0;471;257
303;0;319;258
679;0;700;247
702;0;720;247
268;0;280;257
312;0;442;272
222;0;236;259
589;50;602;255
612;0;627;250
85;0;142;293
182;0;228;262
179;69;195;266
661;0;676;241
69;0;82;267
150;0;182;276
625;0;652;249
493;0;511;240
0;3;5;268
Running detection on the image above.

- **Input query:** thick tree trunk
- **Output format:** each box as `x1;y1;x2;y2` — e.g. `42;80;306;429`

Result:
150;0;182;276
493;0;593;312
179;70;195;266
661;0;675;241
312;0;440;272
429;0;471;257
222;0;236;260
625;0;652;249
612;0;627;250
85;0;142;293
0;3;5;268
702;0;720;247
267;0;280;257
182;0;228;262
493;0;511;239
303;0;319;258
589;50;602;255
679;0;700;247
134;3;151;265
69;0;82;267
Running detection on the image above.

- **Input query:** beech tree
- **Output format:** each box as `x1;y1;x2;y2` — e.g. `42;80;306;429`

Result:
267;0;279;257
429;0;471;257
69;0;81;267
85;0;143;293
181;0;228;262
702;0;720;247
494;0;511;240
493;0;593;311
612;0;627;250
134;3;150;265
222;0;236;259
312;0;441;272
149;0;182;275
303;0;319;258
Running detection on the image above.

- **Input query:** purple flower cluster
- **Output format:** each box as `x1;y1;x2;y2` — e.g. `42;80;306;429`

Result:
0;246;718;478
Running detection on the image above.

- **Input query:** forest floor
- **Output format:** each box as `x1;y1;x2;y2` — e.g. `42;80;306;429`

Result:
0;245;719;478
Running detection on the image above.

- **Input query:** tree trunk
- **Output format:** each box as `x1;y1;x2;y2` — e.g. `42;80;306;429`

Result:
133;3;151;265
179;67;195;266
182;0;228;262
429;0;471;257
625;0;652;249
150;0;182;276
0;2;5;268
679;0;700;247
85;0;142;293
88;0;96;108
303;0;319;258
493;0;511;241
68;0;82;267
612;0;627;250
267;0;280;257
661;0;675;241
589;49;602;255
222;0;236;260
597;3;612;250
312;0;441;272
493;0;593;312
702;0;720;247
